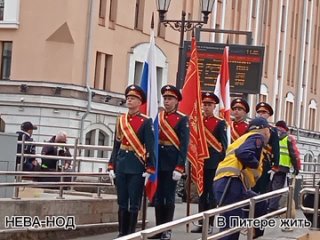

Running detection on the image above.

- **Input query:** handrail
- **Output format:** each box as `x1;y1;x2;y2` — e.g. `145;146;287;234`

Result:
115;187;291;240
0;171;109;176
300;185;320;229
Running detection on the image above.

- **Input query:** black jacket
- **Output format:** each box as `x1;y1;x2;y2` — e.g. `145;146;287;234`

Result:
16;131;36;171
41;136;71;170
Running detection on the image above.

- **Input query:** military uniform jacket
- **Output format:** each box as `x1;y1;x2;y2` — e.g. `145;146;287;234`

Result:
158;111;189;172
231;119;249;142
203;115;228;170
109;113;155;174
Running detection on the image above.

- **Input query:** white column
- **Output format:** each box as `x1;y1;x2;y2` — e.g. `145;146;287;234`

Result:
218;0;226;43
272;0;284;122
248;0;261;118
294;0;308;128
210;0;218;42
301;0;314;129
277;0;289;120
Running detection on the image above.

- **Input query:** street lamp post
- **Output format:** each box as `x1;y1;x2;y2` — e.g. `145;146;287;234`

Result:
156;0;215;89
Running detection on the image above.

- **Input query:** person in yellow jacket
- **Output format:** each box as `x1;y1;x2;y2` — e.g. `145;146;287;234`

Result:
213;117;271;240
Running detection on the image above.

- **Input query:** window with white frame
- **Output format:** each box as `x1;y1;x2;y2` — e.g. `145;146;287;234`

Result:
285;92;294;126
0;0;4;21
308;99;317;131
303;153;314;172
85;129;110;159
128;42;168;105
0;41;12;79
259;84;268;103
0;0;20;29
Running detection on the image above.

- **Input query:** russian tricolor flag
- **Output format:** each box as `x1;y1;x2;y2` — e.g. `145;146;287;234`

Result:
140;17;159;202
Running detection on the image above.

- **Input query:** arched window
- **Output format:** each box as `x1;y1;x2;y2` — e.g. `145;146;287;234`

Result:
259;84;268;102
81;124;113;172
85;129;109;158
308;99;317;130
285;92;294;126
303;152;314;172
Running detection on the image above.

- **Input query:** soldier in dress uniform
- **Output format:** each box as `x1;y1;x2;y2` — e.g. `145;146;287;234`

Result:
108;84;155;237
252;102;280;194
191;92;227;233
150;85;189;240
230;98;250;142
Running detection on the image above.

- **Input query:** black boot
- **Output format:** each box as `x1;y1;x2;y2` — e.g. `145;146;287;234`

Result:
191;202;205;233
148;205;164;239
208;201;216;234
117;209;129;237
128;211;139;234
160;205;175;240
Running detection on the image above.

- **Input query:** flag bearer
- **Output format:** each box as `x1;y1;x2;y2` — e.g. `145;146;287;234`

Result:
150;85;189;240
108;84;155;237
191;92;227;234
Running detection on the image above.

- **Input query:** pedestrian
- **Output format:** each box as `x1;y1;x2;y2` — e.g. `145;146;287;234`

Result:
108;84;155;237
191;92;227;234
252;102;280;194
268;120;300;212
213;117;271;240
41;131;71;171
230;98;249;142
16;121;39;171
149;84;189;240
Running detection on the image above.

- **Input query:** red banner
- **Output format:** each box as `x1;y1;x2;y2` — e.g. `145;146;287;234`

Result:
179;38;209;196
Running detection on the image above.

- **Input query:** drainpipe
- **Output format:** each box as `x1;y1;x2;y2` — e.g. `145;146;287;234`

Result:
80;0;94;144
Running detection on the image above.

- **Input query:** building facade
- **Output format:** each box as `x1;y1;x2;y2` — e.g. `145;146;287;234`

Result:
1;0;320;171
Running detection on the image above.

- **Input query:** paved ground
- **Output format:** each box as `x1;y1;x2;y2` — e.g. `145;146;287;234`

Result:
70;202;311;240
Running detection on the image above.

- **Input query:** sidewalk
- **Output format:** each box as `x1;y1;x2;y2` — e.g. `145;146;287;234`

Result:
71;202;311;240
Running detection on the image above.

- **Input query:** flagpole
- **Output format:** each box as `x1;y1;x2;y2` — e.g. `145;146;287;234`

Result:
186;162;191;232
141;13;156;230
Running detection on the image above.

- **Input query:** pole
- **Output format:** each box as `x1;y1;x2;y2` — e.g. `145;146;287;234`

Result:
186;162;191;232
142;189;147;230
176;11;186;89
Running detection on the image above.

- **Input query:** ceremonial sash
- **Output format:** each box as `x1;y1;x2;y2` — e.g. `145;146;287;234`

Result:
159;111;180;150
231;122;240;142
204;127;223;152
119;114;146;161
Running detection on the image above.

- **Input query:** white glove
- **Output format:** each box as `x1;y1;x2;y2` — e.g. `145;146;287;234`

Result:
268;169;275;181
109;170;116;179
172;170;182;181
142;172;151;186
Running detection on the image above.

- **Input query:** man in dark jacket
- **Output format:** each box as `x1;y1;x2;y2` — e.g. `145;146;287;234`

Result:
16;121;39;171
41;131;71;171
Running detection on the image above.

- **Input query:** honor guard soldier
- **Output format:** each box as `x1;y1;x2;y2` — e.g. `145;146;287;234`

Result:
252;102;280;194
150;85;189;240
230;98;250;142
214;117;271;240
108;84;155;237
191;92;227;234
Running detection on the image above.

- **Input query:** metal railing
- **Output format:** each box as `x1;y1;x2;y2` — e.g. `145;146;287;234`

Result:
115;187;293;240
11;137;115;199
300;186;320;230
